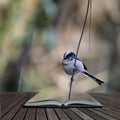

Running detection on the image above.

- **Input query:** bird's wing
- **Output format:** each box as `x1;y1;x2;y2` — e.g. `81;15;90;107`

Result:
83;63;87;70
77;58;87;70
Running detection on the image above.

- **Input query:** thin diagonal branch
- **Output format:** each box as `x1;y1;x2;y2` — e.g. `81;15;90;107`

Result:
75;0;90;62
88;0;92;51
68;0;91;100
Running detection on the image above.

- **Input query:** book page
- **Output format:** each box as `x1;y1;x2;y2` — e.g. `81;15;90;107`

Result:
25;99;62;107
27;91;66;101
24;92;66;107
24;93;102;107
64;94;102;107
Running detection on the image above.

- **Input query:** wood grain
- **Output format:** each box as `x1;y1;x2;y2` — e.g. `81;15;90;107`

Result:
1;92;120;120
54;108;70;120
46;108;59;120
36;108;47;120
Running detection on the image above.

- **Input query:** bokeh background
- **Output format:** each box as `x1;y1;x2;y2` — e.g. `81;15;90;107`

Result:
0;0;120;97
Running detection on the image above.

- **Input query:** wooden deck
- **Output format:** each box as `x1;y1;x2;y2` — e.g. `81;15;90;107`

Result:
0;92;120;120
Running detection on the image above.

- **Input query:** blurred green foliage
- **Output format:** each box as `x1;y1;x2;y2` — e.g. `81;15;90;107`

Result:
0;0;120;95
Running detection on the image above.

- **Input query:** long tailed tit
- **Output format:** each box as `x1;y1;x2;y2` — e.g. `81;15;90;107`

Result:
62;51;104;85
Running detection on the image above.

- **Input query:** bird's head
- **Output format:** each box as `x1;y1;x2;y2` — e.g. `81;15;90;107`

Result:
63;51;76;61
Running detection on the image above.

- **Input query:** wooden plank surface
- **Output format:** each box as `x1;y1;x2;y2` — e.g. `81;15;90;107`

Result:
63;108;83;120
12;107;28;120
24;108;36;120
71;108;94;120
1;93;35;120
54;108;70;120
46;108;59;120
0;92;120;120
36;108;47;120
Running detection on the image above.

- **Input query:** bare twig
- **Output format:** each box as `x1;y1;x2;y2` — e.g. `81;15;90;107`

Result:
88;0;92;51
68;0;91;100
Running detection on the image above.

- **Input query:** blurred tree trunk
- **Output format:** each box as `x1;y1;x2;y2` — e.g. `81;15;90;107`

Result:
104;13;120;93
107;34;120;93
107;1;120;93
94;11;120;93
2;40;32;91
0;0;38;91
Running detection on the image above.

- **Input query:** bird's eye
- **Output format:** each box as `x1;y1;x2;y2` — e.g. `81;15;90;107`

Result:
67;56;70;59
68;56;72;59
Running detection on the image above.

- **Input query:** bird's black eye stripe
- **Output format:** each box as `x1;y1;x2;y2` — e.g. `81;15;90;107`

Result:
65;53;75;59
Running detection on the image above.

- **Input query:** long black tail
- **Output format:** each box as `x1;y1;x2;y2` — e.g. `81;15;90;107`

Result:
82;71;104;85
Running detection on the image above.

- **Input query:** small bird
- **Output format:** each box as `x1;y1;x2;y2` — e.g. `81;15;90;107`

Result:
62;51;104;85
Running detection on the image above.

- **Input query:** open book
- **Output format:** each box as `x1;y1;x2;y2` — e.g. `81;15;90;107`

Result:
24;93;103;108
